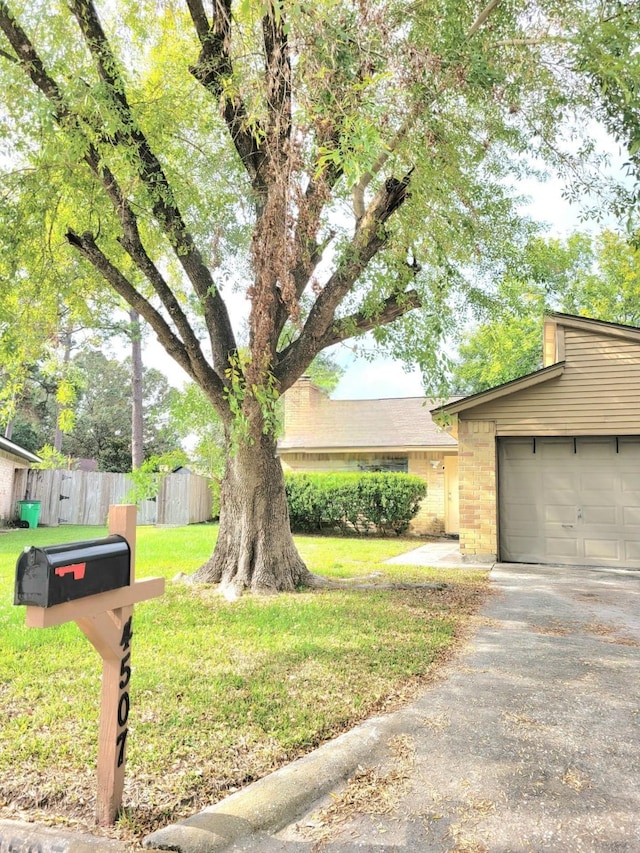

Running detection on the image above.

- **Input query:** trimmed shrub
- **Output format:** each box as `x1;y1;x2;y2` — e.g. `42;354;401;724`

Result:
285;472;427;536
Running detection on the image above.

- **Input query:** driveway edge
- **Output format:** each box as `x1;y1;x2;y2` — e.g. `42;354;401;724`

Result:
142;712;405;852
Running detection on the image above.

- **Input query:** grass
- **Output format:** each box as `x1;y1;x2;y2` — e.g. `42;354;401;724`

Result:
0;523;489;842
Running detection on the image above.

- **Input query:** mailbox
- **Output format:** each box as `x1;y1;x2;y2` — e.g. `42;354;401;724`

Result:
14;535;131;608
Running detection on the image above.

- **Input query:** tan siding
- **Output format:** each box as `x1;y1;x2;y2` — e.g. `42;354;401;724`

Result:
543;318;558;366
462;328;640;436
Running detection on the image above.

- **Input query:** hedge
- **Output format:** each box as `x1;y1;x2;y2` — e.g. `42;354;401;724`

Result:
284;471;427;536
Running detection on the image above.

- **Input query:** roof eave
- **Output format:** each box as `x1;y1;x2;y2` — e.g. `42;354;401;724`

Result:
277;443;457;454
547;312;640;343
433;362;566;416
0;437;41;463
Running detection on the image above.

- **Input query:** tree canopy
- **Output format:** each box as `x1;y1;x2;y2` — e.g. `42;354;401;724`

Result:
7;348;179;467
451;230;640;393
1;0;638;592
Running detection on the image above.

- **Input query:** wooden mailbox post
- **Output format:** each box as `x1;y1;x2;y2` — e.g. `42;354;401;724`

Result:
14;505;164;825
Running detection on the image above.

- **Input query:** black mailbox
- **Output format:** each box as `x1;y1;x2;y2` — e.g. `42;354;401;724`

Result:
14;535;131;608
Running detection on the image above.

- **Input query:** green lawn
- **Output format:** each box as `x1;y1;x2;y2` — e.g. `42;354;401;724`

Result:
0;524;488;841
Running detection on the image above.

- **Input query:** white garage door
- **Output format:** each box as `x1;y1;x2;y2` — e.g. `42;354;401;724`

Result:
498;437;640;568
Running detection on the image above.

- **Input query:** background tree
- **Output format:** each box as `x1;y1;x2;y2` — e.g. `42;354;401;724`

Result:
61;350;179;471
452;230;640;392
576;0;640;227
0;0;635;593
2;365;60;451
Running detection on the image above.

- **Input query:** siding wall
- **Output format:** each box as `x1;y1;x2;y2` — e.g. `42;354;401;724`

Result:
465;329;640;435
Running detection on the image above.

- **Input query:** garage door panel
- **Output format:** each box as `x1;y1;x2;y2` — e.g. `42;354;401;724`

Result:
584;538;620;560
624;541;640;560
544;504;576;524
540;439;574;458
507;504;539;523
580;473;616;491
499;437;640;569
582;505;618;525
546;538;579;558
577;439;615;459
502;536;541;562
543;473;578;491
622;506;640;526
501;440;536;460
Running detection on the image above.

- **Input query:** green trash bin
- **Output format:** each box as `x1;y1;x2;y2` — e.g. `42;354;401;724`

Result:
18;500;41;529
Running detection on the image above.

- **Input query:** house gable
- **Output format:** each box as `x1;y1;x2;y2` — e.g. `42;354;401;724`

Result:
441;314;640;437
440;313;640;563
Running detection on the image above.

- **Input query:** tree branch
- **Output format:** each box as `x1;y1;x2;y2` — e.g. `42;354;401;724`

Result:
186;0;267;191
319;289;421;350
275;170;414;388
69;0;237;376
184;0;211;42
273;155;344;341
65;230;226;403
467;0;503;38
0;44;17;63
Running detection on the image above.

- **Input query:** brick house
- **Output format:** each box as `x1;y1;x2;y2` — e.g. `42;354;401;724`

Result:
0;436;40;525
436;313;640;569
278;377;459;536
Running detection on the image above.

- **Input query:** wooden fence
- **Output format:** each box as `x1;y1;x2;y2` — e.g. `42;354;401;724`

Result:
11;468;213;527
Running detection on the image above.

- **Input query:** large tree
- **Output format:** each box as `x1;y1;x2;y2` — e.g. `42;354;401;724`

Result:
0;0;634;593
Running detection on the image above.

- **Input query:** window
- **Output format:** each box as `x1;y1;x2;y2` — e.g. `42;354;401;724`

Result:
357;457;408;473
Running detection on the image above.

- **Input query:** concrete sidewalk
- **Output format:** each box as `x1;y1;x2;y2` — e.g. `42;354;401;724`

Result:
145;562;640;852
384;538;493;569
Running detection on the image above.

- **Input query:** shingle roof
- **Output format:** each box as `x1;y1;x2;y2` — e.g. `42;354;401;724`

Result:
279;396;457;451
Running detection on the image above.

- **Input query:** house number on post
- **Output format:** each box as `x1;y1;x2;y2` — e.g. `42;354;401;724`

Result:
116;616;133;768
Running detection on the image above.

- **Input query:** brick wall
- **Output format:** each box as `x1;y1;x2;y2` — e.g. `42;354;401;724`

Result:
408;452;447;536
282;376;326;442
458;418;497;560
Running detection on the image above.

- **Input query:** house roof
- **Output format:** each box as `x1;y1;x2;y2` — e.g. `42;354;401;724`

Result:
279;396;458;452
0;436;41;463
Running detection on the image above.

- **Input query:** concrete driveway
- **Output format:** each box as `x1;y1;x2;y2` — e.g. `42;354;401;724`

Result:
146;562;640;853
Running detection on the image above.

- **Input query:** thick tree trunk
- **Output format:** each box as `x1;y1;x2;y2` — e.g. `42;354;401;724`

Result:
192;431;311;596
